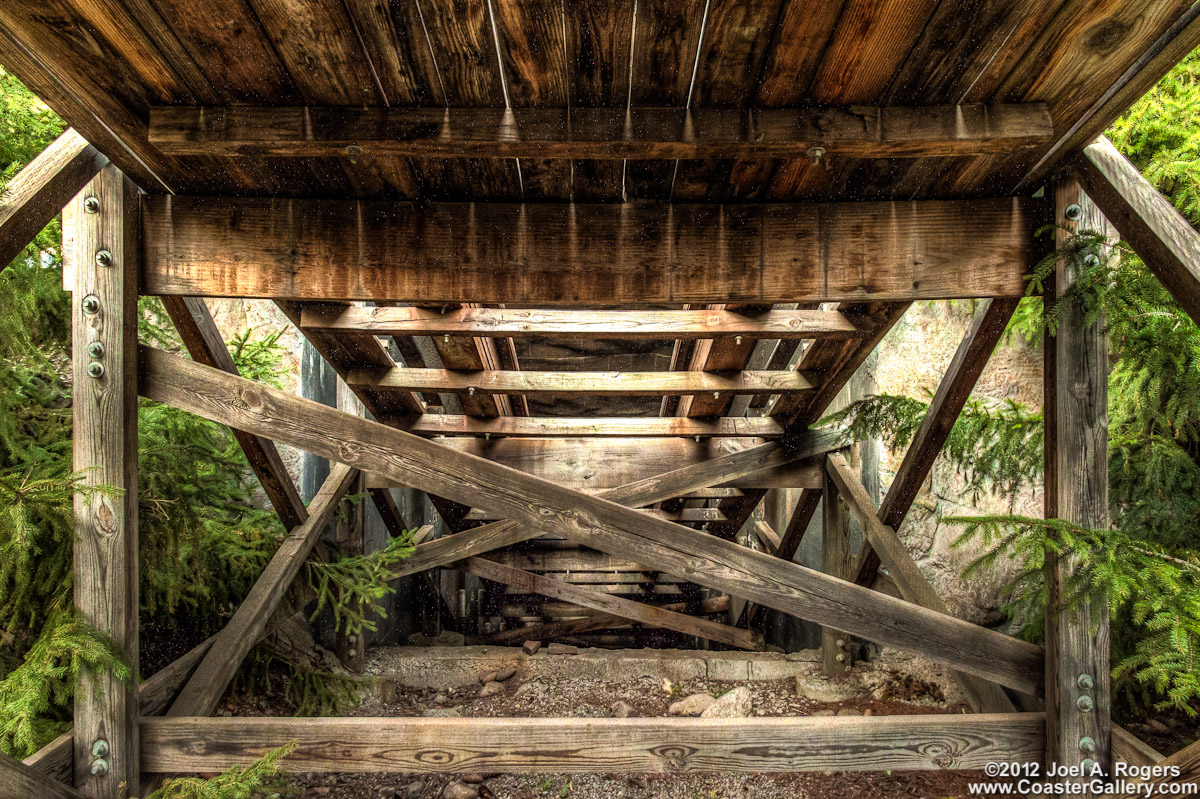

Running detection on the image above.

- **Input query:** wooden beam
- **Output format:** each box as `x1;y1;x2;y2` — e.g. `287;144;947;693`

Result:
1045;177;1112;774
753;520;782;554
140;714;1046;774
141;197;1041;305
166;464;357;717
162;296;307;528
0;752;86;799
477;596;732;645
1113;736;1200;798
68;166;139;799
776;488;821;562
1;128;107;269
1111;726;1165;767
821;466;853;676
301;306;864;340
1071;135;1200;328
852;297;1021;586
461;558;762;650
389;414;784;439
139;347;1045;693
827;454;1017;715
149;103;1053;160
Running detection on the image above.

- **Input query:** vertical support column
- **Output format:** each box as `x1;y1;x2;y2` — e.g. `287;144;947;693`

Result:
1046;176;1112;779
821;460;852;676
67;166;139;797
335;376;366;672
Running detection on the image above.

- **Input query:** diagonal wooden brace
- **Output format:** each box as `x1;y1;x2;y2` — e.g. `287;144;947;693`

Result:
139;346;1044;694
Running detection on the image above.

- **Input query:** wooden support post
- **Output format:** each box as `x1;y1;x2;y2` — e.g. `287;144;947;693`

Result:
0;752;86;799
67;165;139;798
1046;177;1112;779
334;378;367;671
821;462;853;676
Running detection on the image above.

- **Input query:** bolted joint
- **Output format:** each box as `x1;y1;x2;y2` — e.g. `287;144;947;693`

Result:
807;146;826;165
835;652;845;663
1079;737;1096;754
1083;252;1100;268
81;295;101;315
91;739;109;758
345;144;363;164
1077;673;1095;691
90;758;109;777
87;341;105;359
87;361;105;378
1064;203;1083;221
94;249;112;267
1076;695;1094;712
83;196;100;214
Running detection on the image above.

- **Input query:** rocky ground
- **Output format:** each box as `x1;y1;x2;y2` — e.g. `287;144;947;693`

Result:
218;645;999;799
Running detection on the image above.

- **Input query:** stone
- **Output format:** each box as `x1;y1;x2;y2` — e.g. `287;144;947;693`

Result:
478;672;498;685
404;782;425;799
836;707;862;716
514;681;539;697
442;782;478;799
479;681;504;697
794;674;851;704
433;693;449;705
811;709;837;717
668;693;717;716
460;774;485;785
610;700;636;717
494;666;517;682
377;789;397;799
424;707;461;717
700;686;752;718
546;643;578;655
522;640;542;655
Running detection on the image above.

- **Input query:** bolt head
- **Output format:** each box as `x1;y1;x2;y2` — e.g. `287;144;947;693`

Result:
95;249;112;267
1081;758;1097;773
836;638;847;648
1079;736;1096;754
1076;695;1094;712
1077;673;1095;691
835;652;845;662
87;341;105;359
807;146;826;165
81;295;101;315
1064;203;1083;221
90;758;109;777
1083;253;1100;268
87;361;105;378
91;739;109;758
83;196;100;214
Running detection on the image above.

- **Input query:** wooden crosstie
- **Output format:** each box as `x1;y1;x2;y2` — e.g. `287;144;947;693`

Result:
3;0;1200;792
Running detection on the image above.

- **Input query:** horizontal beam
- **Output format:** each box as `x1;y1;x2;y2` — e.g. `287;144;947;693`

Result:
140;714;1045;774
347;367;813;397
461;558;761;650
391;414;784;438
301;306;863;340
477;596;731;645
140;347;1044;693
140;196;1041;305
0;752;84;799
1070;135;1200;328
148;104;1053;160
1;128;107;269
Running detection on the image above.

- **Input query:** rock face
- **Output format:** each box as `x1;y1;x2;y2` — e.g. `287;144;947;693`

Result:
700;686;752;718
522;640;542;655
668;693;717;716
479;681;504;697
794;674;850;703
610;700;636;717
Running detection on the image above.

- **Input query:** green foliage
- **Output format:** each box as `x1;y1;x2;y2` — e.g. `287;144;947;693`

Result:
305;526;416;637
820;393;1043;503
0;67;64;273
145;741;299;799
0;611;131;757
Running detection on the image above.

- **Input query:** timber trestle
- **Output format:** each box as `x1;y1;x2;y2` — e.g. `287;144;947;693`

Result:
4;0;1200;794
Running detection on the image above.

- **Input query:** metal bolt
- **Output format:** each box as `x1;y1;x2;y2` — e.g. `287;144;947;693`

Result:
1081;759;1097;774
1077;673;1095;691
713;391;720;399
83;196;100;214
347;635;358;645
735;335;743;346
1083;253;1100;268
87;341;105;359
1079;737;1096;754
837;638;847;649
87;361;105;378
90;758;109;777
95;249;112;267
443;334;450;344
345;144;363;164
82;295;101;315
835;653;845;662
484;432;491;441
807;146;826;165
468;386;476;395
1064;203;1083;221
1076;695;1094;712
91;739;109;758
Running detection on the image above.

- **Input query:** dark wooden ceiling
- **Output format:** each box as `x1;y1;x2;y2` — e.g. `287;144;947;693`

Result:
1;0;1196;202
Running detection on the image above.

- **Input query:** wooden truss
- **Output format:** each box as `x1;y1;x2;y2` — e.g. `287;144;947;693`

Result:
7;131;1200;796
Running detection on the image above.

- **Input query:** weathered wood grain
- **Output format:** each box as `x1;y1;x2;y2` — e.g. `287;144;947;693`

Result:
462;558;762;650
347;367;813;397
821;466;853;676
167;464;358;717
1071;135;1200;328
139;714;1046;774
1113;735;1200;798
387;414;784;439
1112;725;1165;767
0;752;85;799
0;129;107;269
477;596;731;645
139;347;1044;692
68;166;139;799
301;305;863;340
140;196;1040;304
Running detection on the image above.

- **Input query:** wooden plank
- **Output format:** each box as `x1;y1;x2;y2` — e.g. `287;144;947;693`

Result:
68;165;139;799
0;128;107;268
827;453;1018;715
477;596;732;645
148;104;1053;159
852;297;1021;585
461;558;762;650
162;295;307;528
1045;177;1112;774
1112;725;1165;767
346;367;814;397
140;713;1046;774
1071;135;1200;328
388;414;784;438
1113;736;1200;798
166;464;357;717
753;519;782;554
463;506;728;524
301;306;863;340
821;465;853;676
0;752;86;799
776;488;821;562
140;196;1041;304
139;347;1045;693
